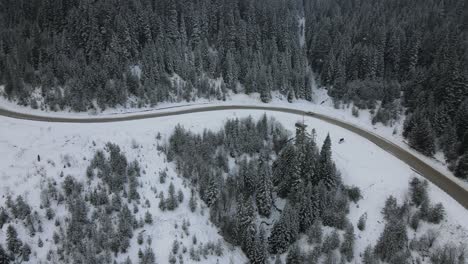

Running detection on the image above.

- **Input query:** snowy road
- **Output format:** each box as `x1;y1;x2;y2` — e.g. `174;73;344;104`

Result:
1;105;467;209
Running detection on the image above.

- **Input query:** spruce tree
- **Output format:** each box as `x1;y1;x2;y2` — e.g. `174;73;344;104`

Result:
340;224;355;262
317;134;337;188
298;184;316;232
408;116;436;156
272;144;297;197
409;177;429;207
256;159;272;217
6;225;22;255
286;244;302;264
455;154;468;179
374;219;408;262
0;244;8;264
268;203;299;254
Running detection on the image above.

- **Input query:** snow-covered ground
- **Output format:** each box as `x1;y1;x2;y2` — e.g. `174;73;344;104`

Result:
1;87;466;191
1;109;467;263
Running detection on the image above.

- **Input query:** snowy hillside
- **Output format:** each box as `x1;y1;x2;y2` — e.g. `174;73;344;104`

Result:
1;109;467;263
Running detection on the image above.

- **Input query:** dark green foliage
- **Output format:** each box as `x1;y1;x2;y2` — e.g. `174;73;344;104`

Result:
430;244;466;264
424;203;445;224
140;247;156;264
409;177;429;207
320;187;349;229
321;230;340;254
189;190;197;212
144;212;153;225
268;203;299;255
8;195;31;220
410;212;421;231
405;113;436;156
306;0;468;163
455;154;468;179
272;144;298;198
167;116;348;261
286;244;302;264
6;225;22;255
0;0;311;110
297;184;318;232
307;220;323;244
357;213;367;231
21;243;31;261
255;158;272;217
381;196;400;221
317;134;338;189
166;183;179;210
0;244;8;264
362;245;378;264
340;224;355;261
374;219;408;262
0;208;9;229
346;186;362;203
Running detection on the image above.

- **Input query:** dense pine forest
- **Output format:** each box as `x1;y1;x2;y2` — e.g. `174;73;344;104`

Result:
0;0;467;173
304;0;468;176
0;0;310;109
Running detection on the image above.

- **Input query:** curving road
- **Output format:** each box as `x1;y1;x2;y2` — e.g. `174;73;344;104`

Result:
1;105;467;209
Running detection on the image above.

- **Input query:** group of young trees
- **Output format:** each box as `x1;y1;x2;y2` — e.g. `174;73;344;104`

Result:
303;0;468;175
167;114;357;263
361;177;462;264
0;199;32;263
0;142;162;264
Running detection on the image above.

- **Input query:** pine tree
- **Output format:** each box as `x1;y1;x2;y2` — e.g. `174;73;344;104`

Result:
236;195;255;244
381;195;399;221
144;211;153;225
307;220;323;244
7;225;22;255
166;0;179;42
407;114;436;156
140;247;156;264
317;134;337;188
253;227;267;264
362;245;378;264
409;177;428;207
118;205;134;239
340;224;355;262
298;184;316;232
204;174;219;207
374;219;408;262
21;243;31;261
189;190;197;212
357;213;367;231
243;224;257;262
286;244;302;264
256;159;272;217
0;244;8;264
455;154;468;179
167;182;178;210
0;208;8;229
268;216;290;254
268;203;298;254
272;144;297;197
